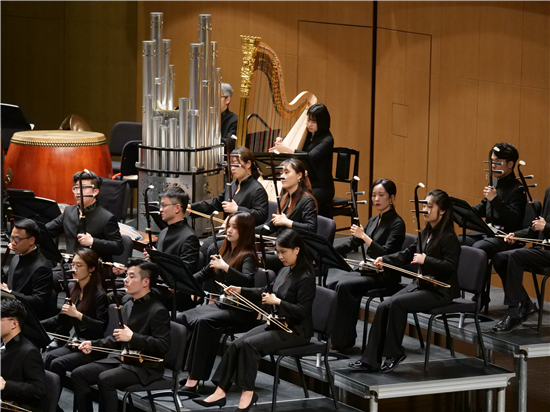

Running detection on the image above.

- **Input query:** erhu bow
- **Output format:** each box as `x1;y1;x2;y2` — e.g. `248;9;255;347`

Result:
143;185;155;248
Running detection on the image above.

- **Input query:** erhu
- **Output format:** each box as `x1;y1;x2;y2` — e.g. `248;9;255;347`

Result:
410;183;429;277
483;146;503;233
349;176;368;263
143;185;155;248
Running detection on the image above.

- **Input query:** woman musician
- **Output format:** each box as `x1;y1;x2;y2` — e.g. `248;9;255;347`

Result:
193;229;316;411
349;189;461;372
327;178;406;350
269;103;334;217
177;211;259;392
41;248;109;404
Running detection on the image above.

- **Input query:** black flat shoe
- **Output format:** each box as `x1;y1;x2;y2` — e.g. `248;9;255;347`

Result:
379;354;406;373
192;396;227;408
347;360;379;372
519;301;538;322
235;392;258;412
492;315;522;334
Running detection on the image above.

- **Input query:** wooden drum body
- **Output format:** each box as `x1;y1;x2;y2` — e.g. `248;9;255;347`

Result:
4;130;112;205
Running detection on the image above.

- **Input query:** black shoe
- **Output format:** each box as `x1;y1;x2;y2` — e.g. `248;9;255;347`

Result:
179;378;199;393
492;315;522;334
192;396;227;408
235;392;258;412
379;354;406;373
519;301;538;322
347;360;379;372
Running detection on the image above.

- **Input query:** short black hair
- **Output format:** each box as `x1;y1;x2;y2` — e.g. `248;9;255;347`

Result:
126;258;159;288
160;186;189;207
493;142;519;168
1;298;27;327
73;170;102;190
13;218;40;241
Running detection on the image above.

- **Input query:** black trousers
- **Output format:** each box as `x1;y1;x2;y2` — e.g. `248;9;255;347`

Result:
72;361;140;412
360;282;452;368
327;270;398;348
493;248;550;309
178;304;257;381
214;324;310;391
459;233;520;259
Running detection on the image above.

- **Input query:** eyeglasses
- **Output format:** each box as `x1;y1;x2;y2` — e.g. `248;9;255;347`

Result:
159;203;178;209
10;236;31;244
72;185;94;193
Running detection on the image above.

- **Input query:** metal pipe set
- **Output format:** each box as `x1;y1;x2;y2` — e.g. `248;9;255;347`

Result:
140;12;223;176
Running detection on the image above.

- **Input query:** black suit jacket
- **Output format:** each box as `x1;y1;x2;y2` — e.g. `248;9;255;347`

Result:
46;202;124;261
242;266;316;339
384;227;461;298
260;194;318;236
8;247;56;320
192;175;269;225
1;334;47;411
157;219;200;273
221;108;238;152
515;185;550;241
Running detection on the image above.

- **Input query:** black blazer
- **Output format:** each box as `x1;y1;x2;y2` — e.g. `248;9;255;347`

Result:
1;334;47;411
46;202;124;261
157;219;200;273
242;266;316;339
260;194;318;236
8;247;56;320
515;185;550;241
192;175;269;226
472;171;526;233
41;287;109;341
384;227;461;298
194;251;257;290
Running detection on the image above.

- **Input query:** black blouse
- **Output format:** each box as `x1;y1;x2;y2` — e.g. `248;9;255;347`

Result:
295;130;335;199
260;194;318;236
193;251;257;292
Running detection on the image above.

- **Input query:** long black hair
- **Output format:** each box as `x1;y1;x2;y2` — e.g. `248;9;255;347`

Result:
425;189;454;253
71;248;103;315
218;211;259;270
275;229;315;276
279;158;317;214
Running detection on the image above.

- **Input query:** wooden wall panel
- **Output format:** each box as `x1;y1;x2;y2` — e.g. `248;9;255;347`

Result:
522;2;550;89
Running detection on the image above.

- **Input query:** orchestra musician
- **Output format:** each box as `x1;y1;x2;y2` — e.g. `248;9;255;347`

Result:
327;178;406;350
269;103;334;217
71;259;170;412
193;229;315;411
491;185;550;333
177;211;259;392
1;298;47;412
220;82;239;154
41;248;109;403
1;218;56;320
349;189;460;373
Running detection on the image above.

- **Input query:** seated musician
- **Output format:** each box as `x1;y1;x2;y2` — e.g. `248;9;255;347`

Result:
220;82;238;154
260;158;318;272
1;218;56;320
176;211;259;392
41;248;109;397
1;298;47;412
327;178;405;350
462;142;526;259
269;103;334;217
188;147;268;256
349;189;460;373
72;259;170;412
46;170;124;263
491;184;550;333
193;229;316;411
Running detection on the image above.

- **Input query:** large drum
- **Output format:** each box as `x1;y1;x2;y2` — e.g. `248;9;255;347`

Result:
4;130;112;205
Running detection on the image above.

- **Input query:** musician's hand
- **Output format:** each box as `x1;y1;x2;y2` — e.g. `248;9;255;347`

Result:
350;224;368;242
373;257;383;269
186;204;192;215
262;292;281;306
143;249;150;261
533;217;546;231
0;376;5;390
268;137;294;154
0;283;10;292
504;233;516;244
411;253;426;265
77;232;94;247
483;186;497;202
79;341;92;354
272;213;292;227
224;285;241;296
222;199;238;214
62;303;82;320
112;267;126;275
210;255;229;272
7;242;15;251
114;325;133;342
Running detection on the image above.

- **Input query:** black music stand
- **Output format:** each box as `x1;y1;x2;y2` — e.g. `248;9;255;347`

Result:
8;192;61;224
450;197;496;244
253;152;315;184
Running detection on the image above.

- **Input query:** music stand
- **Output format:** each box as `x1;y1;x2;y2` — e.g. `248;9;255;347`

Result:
450;197;496;244
8;194;61;224
253;152;316;184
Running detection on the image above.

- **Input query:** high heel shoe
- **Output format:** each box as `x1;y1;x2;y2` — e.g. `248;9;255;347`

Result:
179;378;199;393
235;392;258;412
192;396;227;408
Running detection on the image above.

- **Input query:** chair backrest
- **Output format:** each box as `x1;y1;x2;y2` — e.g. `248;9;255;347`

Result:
332;147;359;183
113;235;134;265
97;179;130;221
109;122;142;157
120;140;141;178
253;268;277;288
104;303;120;338
457;246;487;295
43;370;61;412
402;233;416;250
317;215;336;244
165;321;187;371
522;199;542;228
312;286;338;336
265;201;278;224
